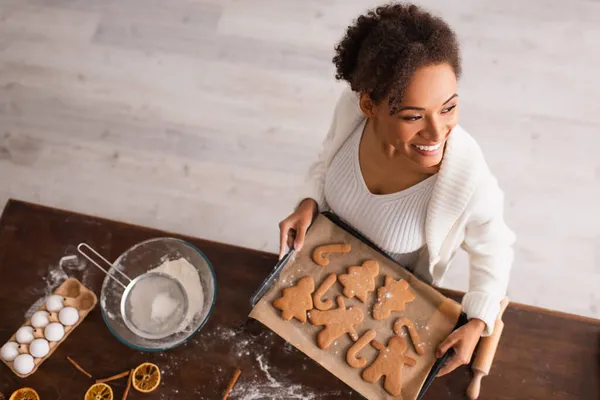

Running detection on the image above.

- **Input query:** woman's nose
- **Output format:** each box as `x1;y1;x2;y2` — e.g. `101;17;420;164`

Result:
422;118;445;142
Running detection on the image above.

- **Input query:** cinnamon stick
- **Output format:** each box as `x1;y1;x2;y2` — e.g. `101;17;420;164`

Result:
222;368;242;400
122;368;133;400
66;356;92;379
96;370;130;384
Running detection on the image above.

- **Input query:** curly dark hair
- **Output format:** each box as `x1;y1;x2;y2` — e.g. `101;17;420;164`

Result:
333;3;461;114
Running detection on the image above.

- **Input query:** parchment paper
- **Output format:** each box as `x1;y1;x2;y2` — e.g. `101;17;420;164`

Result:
250;215;462;400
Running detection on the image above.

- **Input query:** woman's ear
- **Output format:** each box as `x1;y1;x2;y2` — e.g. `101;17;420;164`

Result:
359;92;378;118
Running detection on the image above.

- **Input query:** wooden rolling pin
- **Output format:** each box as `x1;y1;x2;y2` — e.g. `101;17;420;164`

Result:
467;297;510;400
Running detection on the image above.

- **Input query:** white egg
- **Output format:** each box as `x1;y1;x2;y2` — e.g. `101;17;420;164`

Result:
45;295;64;312
13;354;35;375
16;326;35;344
44;323;65;342
31;311;50;328
29;338;50;358
58;307;79;326
0;342;19;362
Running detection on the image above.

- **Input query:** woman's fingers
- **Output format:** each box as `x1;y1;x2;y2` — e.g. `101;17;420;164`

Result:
278;220;290;260
435;320;483;377
278;207;313;259
436;330;460;358
287;231;295;249
437;354;462;377
293;220;310;251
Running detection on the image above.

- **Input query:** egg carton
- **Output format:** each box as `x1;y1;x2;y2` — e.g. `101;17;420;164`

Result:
0;277;97;378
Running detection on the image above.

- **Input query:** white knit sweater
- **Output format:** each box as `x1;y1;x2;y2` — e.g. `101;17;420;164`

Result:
324;118;437;269
299;88;516;336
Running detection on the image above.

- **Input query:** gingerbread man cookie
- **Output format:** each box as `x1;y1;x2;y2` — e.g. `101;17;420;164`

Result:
394;317;425;356
362;336;417;397
312;244;351;267
313;273;337;311
346;329;376;369
273;276;315;323
309;296;364;349
338;260;379;303
372;276;416;320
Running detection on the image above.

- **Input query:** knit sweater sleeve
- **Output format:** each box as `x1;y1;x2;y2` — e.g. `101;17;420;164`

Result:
461;164;516;337
296;87;363;211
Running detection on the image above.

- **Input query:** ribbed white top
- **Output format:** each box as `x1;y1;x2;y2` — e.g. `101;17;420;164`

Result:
324;120;437;268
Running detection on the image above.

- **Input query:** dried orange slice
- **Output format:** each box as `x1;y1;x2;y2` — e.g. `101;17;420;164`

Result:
132;362;161;393
9;388;40;400
84;383;113;400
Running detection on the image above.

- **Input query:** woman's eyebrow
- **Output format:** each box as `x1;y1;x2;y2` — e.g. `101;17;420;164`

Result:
397;93;459;112
442;93;459;105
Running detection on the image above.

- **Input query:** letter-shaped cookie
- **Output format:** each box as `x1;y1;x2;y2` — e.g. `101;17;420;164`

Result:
273;276;315;323
309;296;364;349
338;260;379;303
394;317;425;355
362;336;417;396
312;244;351;267
372;276;416;320
313;273;337;311
346;329;376;369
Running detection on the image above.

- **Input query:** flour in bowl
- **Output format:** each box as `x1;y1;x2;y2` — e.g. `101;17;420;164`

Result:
131;258;204;333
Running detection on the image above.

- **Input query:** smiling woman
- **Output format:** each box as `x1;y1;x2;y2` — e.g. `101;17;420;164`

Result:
278;3;516;378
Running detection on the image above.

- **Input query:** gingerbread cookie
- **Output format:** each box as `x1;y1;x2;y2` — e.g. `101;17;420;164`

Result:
346;329;376;369
338;260;379;303
309;296;364;349
362;336;417;397
273;276;315;323
312;244;351;267
394;317;425;356
372;276;416;320
313;273;337;311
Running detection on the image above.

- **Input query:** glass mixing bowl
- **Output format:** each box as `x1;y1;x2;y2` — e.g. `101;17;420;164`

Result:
99;238;217;351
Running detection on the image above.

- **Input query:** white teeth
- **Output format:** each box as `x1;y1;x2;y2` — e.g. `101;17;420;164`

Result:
414;143;442;151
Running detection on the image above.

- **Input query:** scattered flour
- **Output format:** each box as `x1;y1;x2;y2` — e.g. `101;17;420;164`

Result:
25;253;89;319
231;353;345;400
256;354;281;388
188;327;344;399
24;297;47;319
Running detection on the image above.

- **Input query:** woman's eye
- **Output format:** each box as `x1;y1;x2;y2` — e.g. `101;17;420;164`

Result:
402;115;422;121
442;104;457;113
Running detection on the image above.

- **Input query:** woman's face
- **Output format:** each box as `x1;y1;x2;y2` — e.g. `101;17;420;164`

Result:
361;63;459;169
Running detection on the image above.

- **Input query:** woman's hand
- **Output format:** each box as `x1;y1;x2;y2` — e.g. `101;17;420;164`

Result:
278;199;318;259
436;318;486;377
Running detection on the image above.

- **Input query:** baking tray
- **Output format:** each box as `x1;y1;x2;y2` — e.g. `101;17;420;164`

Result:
250;211;467;399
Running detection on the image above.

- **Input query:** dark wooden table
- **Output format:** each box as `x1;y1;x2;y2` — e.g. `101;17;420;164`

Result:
0;200;598;400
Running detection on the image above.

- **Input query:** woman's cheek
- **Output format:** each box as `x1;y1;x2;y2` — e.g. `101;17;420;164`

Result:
393;125;420;146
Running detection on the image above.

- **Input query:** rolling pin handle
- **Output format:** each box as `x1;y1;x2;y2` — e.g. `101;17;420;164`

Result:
467;369;484;400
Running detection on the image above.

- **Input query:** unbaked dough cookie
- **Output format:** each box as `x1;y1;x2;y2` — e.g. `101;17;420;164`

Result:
309;296;364;349
394;317;425;356
372;276;416;320
312;244;351;267
313;273;337;311
362;336;417;397
346;329;376;369
273;276;315;323
338;260;379;303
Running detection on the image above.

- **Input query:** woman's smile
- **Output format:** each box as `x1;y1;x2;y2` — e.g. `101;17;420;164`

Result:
411;141;444;156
